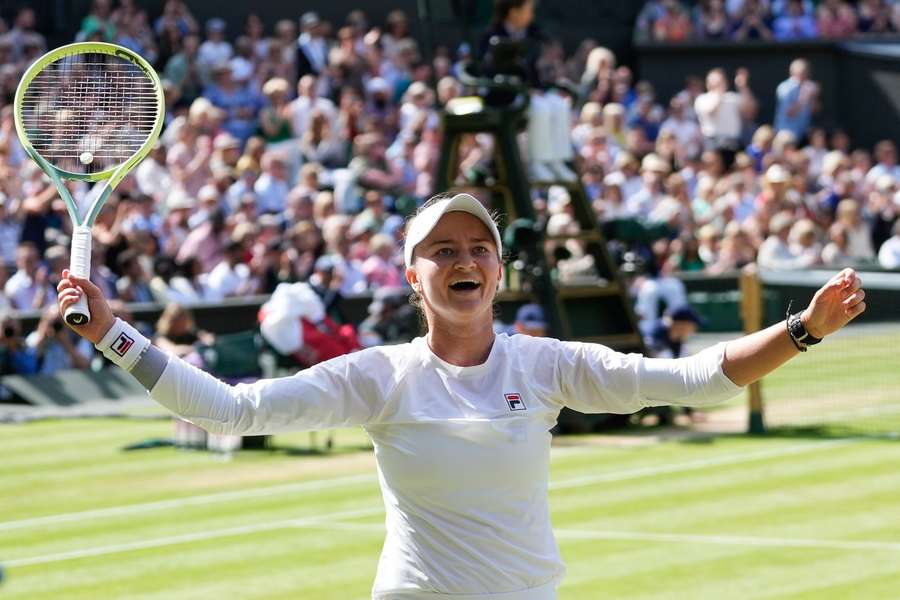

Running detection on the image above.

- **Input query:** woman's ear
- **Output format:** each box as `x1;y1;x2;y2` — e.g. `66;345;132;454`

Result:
405;266;420;292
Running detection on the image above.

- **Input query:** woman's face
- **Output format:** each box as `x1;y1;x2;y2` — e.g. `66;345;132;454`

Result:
406;212;501;328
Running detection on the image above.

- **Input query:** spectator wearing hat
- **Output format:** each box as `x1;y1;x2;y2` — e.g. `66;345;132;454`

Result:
877;219;900;270
297;12;329;78
198;18;232;71
204;62;263;144
774;59;819;143
258;78;293;144
644;304;705;359
512;303;549;337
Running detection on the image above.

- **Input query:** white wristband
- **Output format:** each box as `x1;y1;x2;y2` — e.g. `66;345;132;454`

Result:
95;318;151;372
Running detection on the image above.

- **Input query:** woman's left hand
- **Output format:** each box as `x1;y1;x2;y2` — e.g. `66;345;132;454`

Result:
801;268;866;339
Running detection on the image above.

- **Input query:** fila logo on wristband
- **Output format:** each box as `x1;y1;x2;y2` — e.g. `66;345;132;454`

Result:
505;393;526;411
112;332;135;357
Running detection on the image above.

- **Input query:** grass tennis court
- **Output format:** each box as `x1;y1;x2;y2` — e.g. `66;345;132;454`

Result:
3;418;899;599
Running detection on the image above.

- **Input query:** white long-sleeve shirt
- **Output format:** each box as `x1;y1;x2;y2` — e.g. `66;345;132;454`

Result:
144;333;742;599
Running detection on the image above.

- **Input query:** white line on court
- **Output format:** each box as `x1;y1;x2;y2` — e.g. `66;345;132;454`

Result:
553;529;900;552
1;439;854;533
0;473;377;532
548;438;855;490
4;506;384;568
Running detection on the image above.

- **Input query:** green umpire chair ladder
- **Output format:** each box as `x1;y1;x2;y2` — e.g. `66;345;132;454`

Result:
434;89;645;356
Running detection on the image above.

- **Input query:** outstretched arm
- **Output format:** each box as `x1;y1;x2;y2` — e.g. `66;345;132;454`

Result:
722;268;865;387
57;270;386;435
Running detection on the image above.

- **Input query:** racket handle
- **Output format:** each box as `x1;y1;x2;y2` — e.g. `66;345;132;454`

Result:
65;225;93;326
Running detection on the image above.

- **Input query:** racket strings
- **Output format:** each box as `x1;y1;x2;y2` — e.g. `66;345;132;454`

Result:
19;52;159;174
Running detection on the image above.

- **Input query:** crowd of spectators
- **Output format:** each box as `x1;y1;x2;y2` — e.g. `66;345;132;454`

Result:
637;0;900;42
0;0;898;379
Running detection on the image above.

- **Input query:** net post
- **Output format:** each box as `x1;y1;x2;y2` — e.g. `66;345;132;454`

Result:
740;264;765;434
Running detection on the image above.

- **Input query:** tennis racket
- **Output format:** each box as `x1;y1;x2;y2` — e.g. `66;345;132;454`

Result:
13;42;164;325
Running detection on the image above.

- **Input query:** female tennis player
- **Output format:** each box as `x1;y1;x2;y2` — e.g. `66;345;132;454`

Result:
57;193;866;599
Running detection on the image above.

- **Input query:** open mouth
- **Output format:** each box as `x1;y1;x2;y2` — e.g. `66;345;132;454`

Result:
449;280;481;291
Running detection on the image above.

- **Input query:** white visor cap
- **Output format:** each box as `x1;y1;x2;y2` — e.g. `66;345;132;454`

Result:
403;194;502;267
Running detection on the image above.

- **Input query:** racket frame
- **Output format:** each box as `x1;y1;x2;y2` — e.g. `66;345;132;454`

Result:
13;42;165;324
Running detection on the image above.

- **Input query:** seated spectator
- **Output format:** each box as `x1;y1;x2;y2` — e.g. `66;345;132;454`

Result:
358;286;418;347
866;140;900;187
206;239;258;299
731;0;774;40
115;248;155;303
816;0;858;38
652;0;693;42
254;152;291;214
835;198;875;260
644;304;704;359
5;241;54;310
0;313;38;378
773;0;818;40
758;211;804;269
695;0;731;40
361;233;403;289
511;303;549;337
197;18;233;71
25;306;92;374
877;219;900;269
258;77;293;144
154;304;214;375
788;218;823;267
821;223;855;267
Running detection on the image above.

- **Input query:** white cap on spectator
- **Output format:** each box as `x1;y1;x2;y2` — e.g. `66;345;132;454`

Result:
301;12;321;28
603;172;625;187
167;189;196;211
366;77;390;96
403;194;501;267
641;153;669;174
875;174;896;193
198;185;219;203
765;164;790;184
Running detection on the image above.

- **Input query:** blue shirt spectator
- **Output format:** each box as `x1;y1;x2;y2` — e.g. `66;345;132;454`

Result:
774;59;818;141
773;0;818;40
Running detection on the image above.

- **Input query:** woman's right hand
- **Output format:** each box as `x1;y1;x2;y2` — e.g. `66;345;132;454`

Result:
56;269;116;345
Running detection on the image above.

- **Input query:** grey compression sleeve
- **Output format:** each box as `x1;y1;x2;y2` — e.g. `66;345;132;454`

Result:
129;345;169;390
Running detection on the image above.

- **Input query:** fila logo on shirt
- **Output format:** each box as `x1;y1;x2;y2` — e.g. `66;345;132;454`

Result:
112;332;135;357
505;393;526;411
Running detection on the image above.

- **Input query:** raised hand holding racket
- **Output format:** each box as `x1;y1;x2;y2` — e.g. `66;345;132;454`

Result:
14;42;164;326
